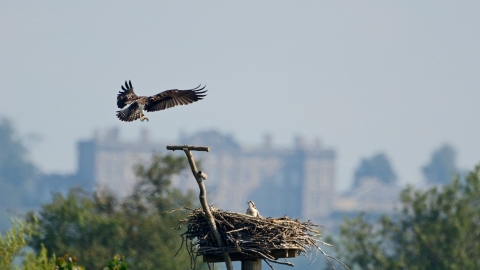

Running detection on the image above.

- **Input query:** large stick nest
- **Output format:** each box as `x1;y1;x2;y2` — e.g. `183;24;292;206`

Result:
176;207;348;269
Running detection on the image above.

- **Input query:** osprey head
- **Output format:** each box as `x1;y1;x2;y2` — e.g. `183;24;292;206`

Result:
247;200;256;208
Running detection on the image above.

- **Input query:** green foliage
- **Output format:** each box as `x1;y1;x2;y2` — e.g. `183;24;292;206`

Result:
54;254;85;270
332;164;480;270
0;219;33;269
0;219;57;270
422;144;458;184
22;245;56;270
29;153;205;270
131;153;191;213
354;153;396;186
103;255;128;270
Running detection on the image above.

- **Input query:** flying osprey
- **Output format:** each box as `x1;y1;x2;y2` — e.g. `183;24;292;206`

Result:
116;80;207;122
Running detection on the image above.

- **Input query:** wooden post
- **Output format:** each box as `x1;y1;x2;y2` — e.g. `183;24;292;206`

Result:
242;259;262;270
166;145;234;270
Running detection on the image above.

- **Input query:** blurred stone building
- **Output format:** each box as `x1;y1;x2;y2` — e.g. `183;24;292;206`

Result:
176;131;336;222
76;128;336;223
77;127;163;197
32;127;405;231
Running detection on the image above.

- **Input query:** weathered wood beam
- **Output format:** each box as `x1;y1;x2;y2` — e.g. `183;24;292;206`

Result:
166;145;210;152
166;145;234;270
242;260;261;270
203;249;299;262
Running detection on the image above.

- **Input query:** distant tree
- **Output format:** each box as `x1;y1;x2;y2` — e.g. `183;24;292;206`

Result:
353;153;396;186
28;153;206;270
0;219;34;269
0;218;57;270
422;144;458;185
0;118;38;230
0;118;36;186
329;164;480;270
0;218;127;270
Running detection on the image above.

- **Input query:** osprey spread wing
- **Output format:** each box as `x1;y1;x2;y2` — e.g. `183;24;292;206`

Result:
116;80;207;122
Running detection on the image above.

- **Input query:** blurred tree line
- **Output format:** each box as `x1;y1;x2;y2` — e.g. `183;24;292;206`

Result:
0;118;38;230
1;218;127;270
0;117;207;269
330;164;480;270
353;153;397;187
0;115;474;269
354;144;460;187
422;144;459;185
1;152;207;269
27;153;206;269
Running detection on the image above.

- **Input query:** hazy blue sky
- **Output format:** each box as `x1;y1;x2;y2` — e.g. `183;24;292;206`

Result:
1;2;479;191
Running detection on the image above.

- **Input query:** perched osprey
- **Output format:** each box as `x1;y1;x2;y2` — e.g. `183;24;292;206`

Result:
116;80;207;122
246;200;263;218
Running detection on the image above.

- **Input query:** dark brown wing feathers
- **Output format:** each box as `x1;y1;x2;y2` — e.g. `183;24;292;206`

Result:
116;81;207;122
145;85;207;112
117;80;139;109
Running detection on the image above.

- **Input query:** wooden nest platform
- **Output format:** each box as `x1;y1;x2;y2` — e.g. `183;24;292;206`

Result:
177;207;334;268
